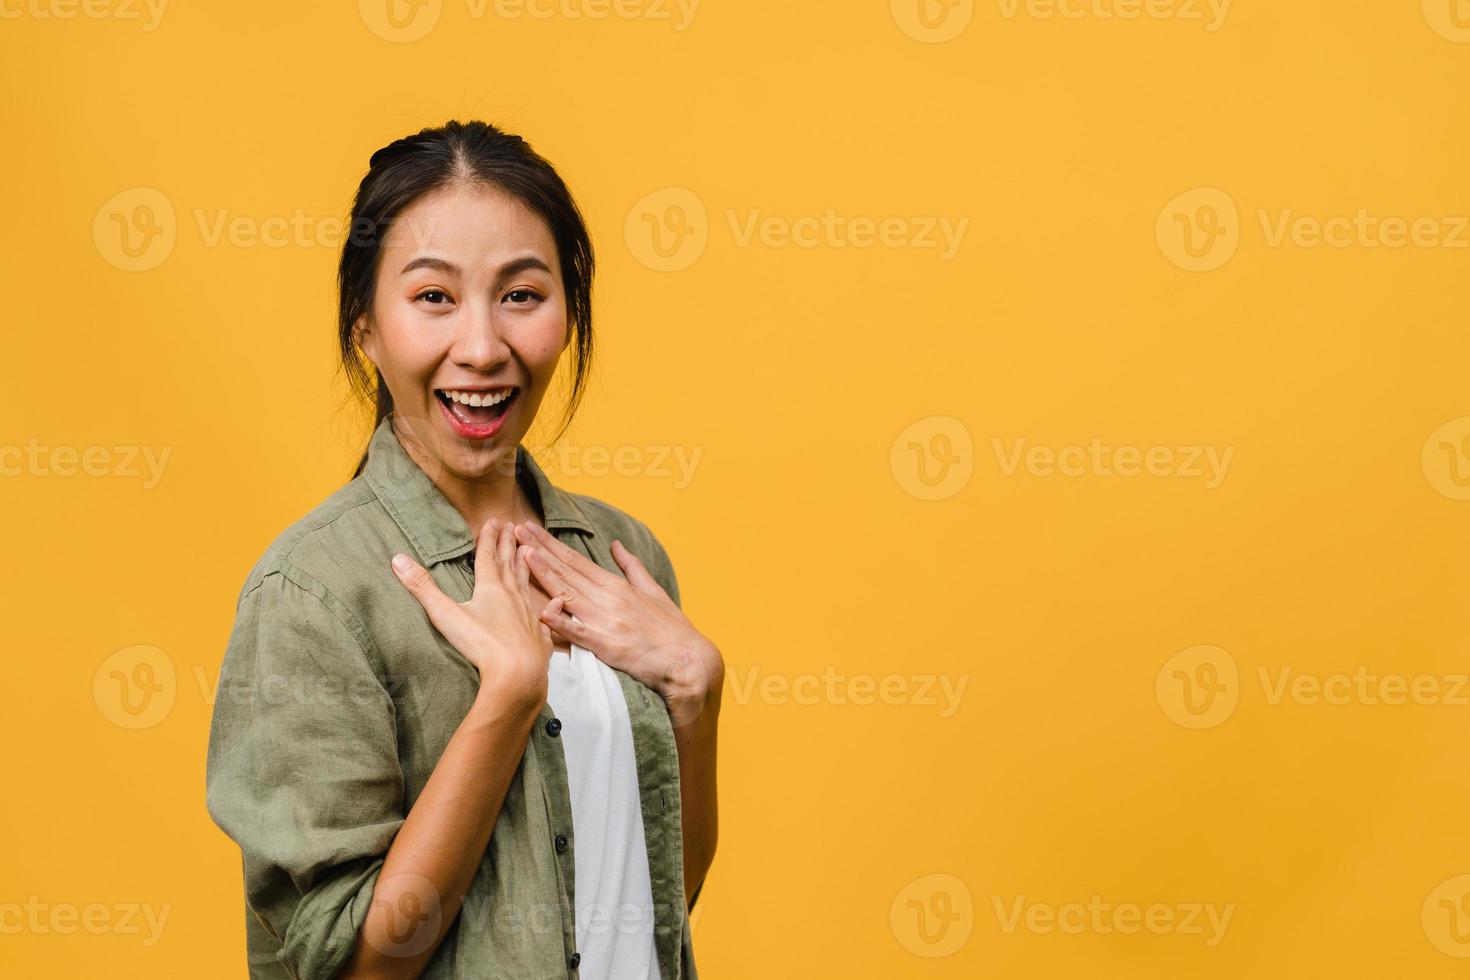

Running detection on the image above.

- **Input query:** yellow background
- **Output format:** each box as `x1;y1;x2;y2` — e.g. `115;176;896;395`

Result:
4;0;1470;976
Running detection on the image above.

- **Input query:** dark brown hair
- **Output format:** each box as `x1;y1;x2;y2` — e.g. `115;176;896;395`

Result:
337;120;595;476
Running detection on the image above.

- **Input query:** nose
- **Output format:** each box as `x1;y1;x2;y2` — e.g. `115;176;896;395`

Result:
447;296;511;373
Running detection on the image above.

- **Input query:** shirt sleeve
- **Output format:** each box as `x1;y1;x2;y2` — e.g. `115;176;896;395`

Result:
638;533;699;912
205;567;405;980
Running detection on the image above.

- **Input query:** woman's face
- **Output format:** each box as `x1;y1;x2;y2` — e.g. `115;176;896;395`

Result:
356;181;569;485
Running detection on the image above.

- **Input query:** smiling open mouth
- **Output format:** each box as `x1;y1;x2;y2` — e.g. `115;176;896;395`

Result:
434;386;519;438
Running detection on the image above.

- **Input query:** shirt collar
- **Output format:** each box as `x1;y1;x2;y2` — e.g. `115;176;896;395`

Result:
361;413;596;565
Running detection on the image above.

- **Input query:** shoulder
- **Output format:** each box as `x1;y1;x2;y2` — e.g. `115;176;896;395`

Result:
219;477;399;683
562;490;682;607
234;476;385;610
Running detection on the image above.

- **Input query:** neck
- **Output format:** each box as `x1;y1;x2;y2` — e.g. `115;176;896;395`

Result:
392;418;544;535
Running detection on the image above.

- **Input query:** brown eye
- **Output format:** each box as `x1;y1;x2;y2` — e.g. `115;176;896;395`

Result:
417;289;450;304
506;288;542;305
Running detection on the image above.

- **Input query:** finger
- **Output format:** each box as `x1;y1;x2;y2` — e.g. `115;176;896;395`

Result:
512;522;592;587
516;543;541;629
515;543;533;600
515;521;618;588
392;553;463;637
471;517;501;590
521;545;592;609
541;594;567;642
523;542;621;613
523;543;614;614
495;518;516;575
610;539;671;602
541;601;592;647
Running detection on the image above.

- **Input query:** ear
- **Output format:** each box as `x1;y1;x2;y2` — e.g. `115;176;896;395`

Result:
353;314;378;366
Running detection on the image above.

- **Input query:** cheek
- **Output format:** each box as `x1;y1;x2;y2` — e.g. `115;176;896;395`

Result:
519;306;570;379
372;321;442;390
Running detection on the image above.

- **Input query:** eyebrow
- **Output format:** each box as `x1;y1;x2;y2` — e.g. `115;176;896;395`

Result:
399;255;553;282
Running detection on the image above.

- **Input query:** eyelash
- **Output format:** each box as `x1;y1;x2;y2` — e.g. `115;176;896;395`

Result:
414;288;544;306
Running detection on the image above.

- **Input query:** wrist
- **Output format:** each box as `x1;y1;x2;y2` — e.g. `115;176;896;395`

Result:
472;666;547;720
668;687;720;734
664;646;723;730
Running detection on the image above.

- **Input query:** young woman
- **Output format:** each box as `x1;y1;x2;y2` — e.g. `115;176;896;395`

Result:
205;120;722;980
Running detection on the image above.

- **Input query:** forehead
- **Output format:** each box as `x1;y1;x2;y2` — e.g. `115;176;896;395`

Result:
383;181;557;264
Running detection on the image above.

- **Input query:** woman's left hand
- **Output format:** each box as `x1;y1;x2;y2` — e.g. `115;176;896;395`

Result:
513;521;724;729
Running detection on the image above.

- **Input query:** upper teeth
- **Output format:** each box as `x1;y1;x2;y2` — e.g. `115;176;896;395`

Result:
444;389;513;407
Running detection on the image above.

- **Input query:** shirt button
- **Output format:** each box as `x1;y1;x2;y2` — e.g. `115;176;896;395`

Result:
555;833;568;853
545;717;562;737
568;952;581;969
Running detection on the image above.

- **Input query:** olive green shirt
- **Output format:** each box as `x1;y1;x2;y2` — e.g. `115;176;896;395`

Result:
205;415;700;979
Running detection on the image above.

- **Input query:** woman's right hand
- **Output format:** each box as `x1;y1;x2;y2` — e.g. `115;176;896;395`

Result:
390;517;559;708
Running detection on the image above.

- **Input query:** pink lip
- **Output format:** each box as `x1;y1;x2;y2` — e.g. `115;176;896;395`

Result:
436;390;516;440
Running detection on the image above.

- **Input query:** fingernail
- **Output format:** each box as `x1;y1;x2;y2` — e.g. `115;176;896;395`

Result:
392;554;412;574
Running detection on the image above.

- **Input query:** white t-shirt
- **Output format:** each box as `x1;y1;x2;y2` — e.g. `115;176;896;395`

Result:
544;634;662;980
